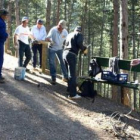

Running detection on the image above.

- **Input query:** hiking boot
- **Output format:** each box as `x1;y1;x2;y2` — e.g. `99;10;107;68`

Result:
66;87;70;93
0;77;5;83
0;76;5;80
33;68;38;71
62;78;68;82
68;94;81;99
26;68;30;72
51;79;56;85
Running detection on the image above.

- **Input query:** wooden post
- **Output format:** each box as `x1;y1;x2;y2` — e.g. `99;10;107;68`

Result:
38;41;48;73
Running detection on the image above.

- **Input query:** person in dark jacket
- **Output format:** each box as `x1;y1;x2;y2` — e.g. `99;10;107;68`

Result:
63;26;87;99
0;9;8;83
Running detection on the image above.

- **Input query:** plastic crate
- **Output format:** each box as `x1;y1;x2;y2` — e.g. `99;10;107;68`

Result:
117;74;128;83
101;71;128;84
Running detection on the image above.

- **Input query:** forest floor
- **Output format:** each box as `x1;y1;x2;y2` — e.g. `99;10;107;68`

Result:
0;54;140;140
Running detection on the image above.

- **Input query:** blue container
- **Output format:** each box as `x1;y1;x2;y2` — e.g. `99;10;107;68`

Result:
117;74;128;83
14;67;26;80
101;71;128;84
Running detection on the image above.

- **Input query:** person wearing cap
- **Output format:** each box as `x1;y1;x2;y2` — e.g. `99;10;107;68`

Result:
0;9;9;83
63;26;87;99
14;16;33;70
31;19;47;70
46;20;68;84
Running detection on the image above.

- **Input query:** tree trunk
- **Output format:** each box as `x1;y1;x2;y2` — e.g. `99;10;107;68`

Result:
87;0;91;72
26;0;29;17
81;0;87;35
99;0;105;56
67;0;74;32
15;0;20;26
46;0;51;33
112;0;119;56
120;0;128;59
112;0;121;103
120;0;130;107
52;0;56;25
56;0;61;24
131;0;137;110
64;0;66;20
0;0;4;9
5;1;12;54
35;3;38;22
78;0;87;76
131;0;136;59
14;0;20;57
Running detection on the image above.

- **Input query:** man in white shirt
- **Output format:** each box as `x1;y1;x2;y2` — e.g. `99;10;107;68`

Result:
31;19;47;69
46;20;68;84
14;17;33;70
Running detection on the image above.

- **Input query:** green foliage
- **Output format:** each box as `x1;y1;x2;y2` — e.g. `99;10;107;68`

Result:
4;0;140;60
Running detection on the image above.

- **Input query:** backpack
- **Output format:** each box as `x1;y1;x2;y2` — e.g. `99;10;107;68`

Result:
79;80;97;102
88;58;102;77
109;56;120;75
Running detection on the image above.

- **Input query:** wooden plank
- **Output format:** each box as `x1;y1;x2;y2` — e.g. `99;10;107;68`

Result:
112;85;121;103
38;41;48;73
79;76;140;90
93;57;109;67
93;56;140;72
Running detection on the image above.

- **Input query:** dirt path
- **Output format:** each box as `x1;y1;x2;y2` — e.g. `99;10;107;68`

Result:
0;54;140;140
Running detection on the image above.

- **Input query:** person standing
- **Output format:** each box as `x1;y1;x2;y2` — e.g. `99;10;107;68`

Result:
63;26;87;99
31;19;47;70
46;20;68;84
0;9;9;83
14;17;33;71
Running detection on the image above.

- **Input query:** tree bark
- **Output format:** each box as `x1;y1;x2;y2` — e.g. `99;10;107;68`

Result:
0;0;4;9
46;0;51;33
112;0;121;103
26;0;29;17
64;0;66;20
87;0;91;72
99;0;105;56
5;1;12;54
15;0;20;26
52;0;56;25
81;0;87;35
120;0;128;59
56;0;61;24
78;0;87;76
67;0;74;32
112;0;119;56
14;0;20;57
120;0;130;107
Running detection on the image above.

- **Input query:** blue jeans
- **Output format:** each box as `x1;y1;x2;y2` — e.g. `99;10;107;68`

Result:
19;40;31;67
32;44;42;68
48;48;68;80
0;42;4;78
63;51;77;97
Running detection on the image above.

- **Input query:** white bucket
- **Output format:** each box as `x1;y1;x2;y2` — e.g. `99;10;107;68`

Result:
14;67;26;80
